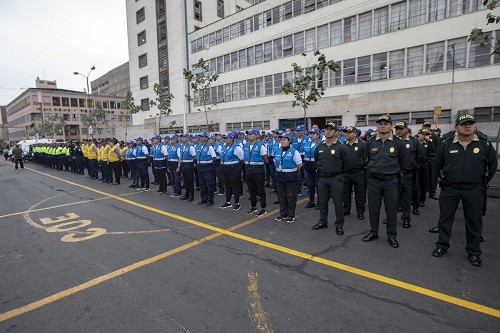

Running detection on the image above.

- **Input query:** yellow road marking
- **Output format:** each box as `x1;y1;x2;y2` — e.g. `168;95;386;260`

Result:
2;166;499;320
247;272;274;333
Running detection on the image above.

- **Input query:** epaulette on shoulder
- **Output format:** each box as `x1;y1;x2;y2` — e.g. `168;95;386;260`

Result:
441;130;455;141
476;130;490;141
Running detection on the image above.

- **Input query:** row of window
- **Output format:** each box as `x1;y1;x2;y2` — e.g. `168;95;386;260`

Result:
50;97;123;110
192;0;341;53
192;32;500;106
195;0;488;76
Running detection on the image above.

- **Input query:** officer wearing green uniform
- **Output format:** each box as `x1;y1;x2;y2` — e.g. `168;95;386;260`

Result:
431;112;497;267
362;114;406;248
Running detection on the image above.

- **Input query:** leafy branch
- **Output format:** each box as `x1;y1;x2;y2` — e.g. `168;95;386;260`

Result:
149;83;174;134
469;0;500;55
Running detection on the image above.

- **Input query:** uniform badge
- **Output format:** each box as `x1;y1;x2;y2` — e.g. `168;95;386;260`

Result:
371;148;378;152
424;144;428;148
318;150;323;153
354;147;358;151
473;147;480;154
450;150;458;154
405;144;410;149
331;149;335;155
389;147;395;153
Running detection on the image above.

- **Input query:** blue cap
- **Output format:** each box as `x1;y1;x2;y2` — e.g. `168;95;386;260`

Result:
135;137;143;141
294;125;305;131
271;128;280;133
152;135;161;140
180;133;189;137
126;140;134;144
246;128;260;135
308;128;320;134
224;132;236;138
265;132;273;137
356;129;362;136
320;129;325;133
209;135;216;140
199;131;209;137
171;134;179;140
279;132;292;140
163;135;170;140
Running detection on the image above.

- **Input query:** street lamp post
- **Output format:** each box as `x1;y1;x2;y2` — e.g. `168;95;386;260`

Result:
74;66;95;138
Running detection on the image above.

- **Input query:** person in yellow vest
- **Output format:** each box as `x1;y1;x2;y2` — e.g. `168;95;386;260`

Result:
86;139;98;179
119;141;129;179
81;139;89;175
98;140;111;183
108;138;123;185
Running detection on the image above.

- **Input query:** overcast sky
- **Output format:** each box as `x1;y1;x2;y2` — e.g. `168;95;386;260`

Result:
0;0;129;106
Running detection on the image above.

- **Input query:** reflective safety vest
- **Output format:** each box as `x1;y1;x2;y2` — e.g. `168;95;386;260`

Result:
197;143;213;163
108;144;121;162
135;144;147;159
168;143;179;161
275;147;298;172
81;144;88;158
126;146;136;160
98;145;109;162
120;147;128;161
220;142;240;165
87;143;97;160
243;141;265;165
180;143;194;163
303;140;320;161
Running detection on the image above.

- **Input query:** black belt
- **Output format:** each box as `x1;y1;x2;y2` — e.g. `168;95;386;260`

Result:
370;173;397;181
444;182;482;190
317;171;343;178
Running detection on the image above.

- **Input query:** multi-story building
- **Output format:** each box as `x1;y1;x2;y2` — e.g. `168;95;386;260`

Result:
6;78;127;141
91;62;131;97
0;105;8;143
128;0;500;137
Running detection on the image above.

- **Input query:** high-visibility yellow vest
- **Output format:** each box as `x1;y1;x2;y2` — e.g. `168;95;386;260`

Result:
87;143;97;160
120;147;128;161
98;145;109;162
108;144;120;162
82;144;88;158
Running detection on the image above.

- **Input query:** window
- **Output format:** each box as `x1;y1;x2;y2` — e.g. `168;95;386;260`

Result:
110;101;116;109
159;46;168;68
273;38;283;59
158;21;166;42
137;30;146;46
344;16;357;42
222;27;230;42
450;0;469;17
52;97;61;106
254;13;263;31
247;79;255;98
357;56;371;82
273;6;282;25
356;115;367;127
223;54;230;72
390;2;406;31
239;50;247;68
471;0;487;11
407;46;424;76
139;53;147;68
255;44;264;64
469;32;492;67
194;0;202;21
358;12;372;39
495;30;500;64
216;30;223;44
136;7;145;23
494;107;500;121
140;76;149;90
283;35;293;57
230;24;238;39
304;0;315;13
224;84;231;101
283;2;292;20
429;0;446;22
263;41;272;62
216;56;223;74
374;7;388;36
317;0;328;8
317;25;329;49
408;0;426;27
264;75;273;95
157;0;165;17
217;0;224;18
245;18;253;34
247;47;255;66
103;101;109;109
305;28;316;52
62;97;69;107
372;52;387;80
293;0;303;17
70;98;78;107
329;68;340;86
141;98;150;111
239;81;246;100
410;111;434;125
232;82;239;101
446;37;467;70
284;71;293;85
330;20;342;45
274;73;283;94
263;10;272;28
294;32;304;55
79;99;85;107
474;107;492;122
231;51;238;70
389;49;405;78
343;59;356;84
239;21;245;37
426;42;445;72
255;77;264;97
217;86;224;103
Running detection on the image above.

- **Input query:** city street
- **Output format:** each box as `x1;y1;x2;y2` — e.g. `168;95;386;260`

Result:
0;160;499;332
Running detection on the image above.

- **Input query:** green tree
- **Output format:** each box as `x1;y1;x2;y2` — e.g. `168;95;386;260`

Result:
282;50;340;127
469;0;500;55
121;90;140;141
149;83;174;134
81;102;107;139
31;114;65;138
183;58;219;129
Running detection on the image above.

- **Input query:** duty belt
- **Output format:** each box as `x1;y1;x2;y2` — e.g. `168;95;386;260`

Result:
317;171;343;178
370;173;397;181
443;181;482;190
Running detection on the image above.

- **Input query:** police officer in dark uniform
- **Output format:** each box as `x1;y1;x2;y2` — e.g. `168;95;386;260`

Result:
311;123;349;235
416;128;436;211
422;121;439;200
431;112;497;266
394;121;423;228
362;114;406;248
342;126;366;220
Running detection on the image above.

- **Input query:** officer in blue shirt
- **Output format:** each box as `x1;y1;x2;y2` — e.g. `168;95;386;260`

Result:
177;133;197;202
196;132;217;206
163;136;172;186
151;135;168;194
244;129;268;216
292;125;307;195
126;140;138;188
213;133;225;195
135;137;150;191
167;135;182;198
303;128;321;209
192;135;202;191
219;132;244;211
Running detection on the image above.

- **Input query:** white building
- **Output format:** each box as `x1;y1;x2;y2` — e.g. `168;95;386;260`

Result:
127;0;500;137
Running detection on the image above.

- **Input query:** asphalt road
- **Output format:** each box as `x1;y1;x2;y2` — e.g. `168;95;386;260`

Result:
0;160;499;333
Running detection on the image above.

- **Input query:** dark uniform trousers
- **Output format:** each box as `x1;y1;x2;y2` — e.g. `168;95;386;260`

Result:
214;159;224;193
198;163;215;204
128;160;138;186
276;171;298;218
318;175;344;227
221;164;242;204
110;161;122;184
181;162;196;199
155;166;168;192
168;161;181;195
121;160;129;177
437;186;483;256
342;170;366;215
88;159;98;179
246;165;267;209
151;161;159;183
418;161;430;204
367;177;398;239
268;157;277;191
399;171;416;222
136;159;150;188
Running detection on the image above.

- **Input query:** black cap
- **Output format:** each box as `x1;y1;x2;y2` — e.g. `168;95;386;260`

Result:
376;114;392;124
455;111;476;125
394;121;407;128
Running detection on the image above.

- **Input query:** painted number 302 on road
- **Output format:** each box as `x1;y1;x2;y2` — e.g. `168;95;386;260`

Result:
39;213;107;243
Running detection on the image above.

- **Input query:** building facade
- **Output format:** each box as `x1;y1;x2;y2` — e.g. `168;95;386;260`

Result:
128;0;500;137
0;105;8;143
91;62;131;98
6;78;127;141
